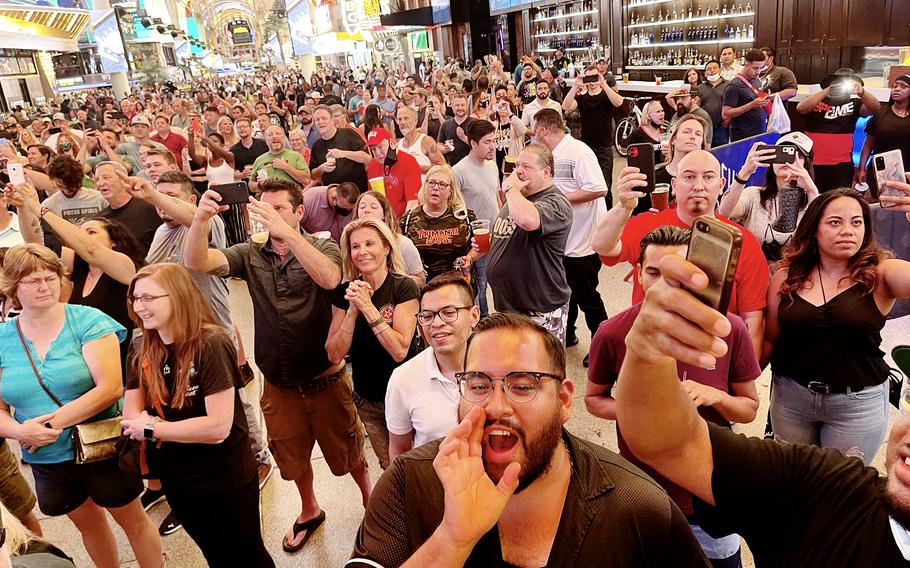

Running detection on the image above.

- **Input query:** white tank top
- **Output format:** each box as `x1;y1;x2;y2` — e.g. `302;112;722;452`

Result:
206;159;235;186
398;133;432;169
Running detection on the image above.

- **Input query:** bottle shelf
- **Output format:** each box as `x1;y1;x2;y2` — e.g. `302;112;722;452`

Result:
630;37;754;47
533;28;600;38
533;9;599;22
628;12;754;28
538;47;593;53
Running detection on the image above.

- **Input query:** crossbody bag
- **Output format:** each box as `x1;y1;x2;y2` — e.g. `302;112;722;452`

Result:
16;320;121;464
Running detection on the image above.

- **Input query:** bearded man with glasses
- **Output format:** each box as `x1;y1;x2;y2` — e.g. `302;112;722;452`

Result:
349;312;709;568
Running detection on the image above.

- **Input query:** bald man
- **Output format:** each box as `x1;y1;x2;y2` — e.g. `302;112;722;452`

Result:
591;150;768;356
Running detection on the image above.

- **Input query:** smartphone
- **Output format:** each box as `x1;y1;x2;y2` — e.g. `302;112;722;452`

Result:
583;75;599;84
7;162;25;186
756;144;797;165
191;116;201;134
685;216;743;315
47;126;61;135
874;149;906;208
497;101;508;112
627;143;655;193
210;181;250;205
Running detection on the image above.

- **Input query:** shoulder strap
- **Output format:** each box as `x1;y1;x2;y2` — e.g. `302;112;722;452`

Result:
15;320;64;408
737;74;762;97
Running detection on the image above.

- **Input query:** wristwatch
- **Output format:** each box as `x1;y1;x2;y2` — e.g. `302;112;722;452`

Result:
502;182;513;193
144;417;161;442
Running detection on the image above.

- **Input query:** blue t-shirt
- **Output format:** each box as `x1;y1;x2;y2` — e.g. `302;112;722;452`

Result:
0;304;126;464
722;76;768;141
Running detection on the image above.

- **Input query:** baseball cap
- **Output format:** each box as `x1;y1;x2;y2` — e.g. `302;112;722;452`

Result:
668;87;692;98
130;115;151;126
777;131;814;157
895;74;910;87
52;112;66;121
41;116;52;123
366;128;393;146
298;104;315;115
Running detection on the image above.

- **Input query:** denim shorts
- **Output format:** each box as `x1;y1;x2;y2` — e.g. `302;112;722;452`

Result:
30;457;143;516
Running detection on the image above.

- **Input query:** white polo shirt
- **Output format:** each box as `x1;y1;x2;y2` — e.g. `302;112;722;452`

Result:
521;97;563;128
0;212;24;248
551;134;608;257
385;346;461;449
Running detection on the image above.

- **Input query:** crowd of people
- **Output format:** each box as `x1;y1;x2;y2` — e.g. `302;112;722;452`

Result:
0;49;907;567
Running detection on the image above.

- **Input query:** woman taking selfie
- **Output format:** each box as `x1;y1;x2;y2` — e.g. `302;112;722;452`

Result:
0;243;160;568
326;218;419;469
121;263;273;567
719;132;821;262
764;188;910;465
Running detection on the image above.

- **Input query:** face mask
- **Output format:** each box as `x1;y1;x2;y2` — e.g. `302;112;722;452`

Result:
707;74;720;82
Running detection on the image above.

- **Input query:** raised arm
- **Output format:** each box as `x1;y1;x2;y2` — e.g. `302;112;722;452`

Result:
184;190;231;276
591;167;645;257
615;254;730;506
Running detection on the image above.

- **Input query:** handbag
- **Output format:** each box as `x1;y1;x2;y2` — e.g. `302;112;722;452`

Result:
16;320;121;464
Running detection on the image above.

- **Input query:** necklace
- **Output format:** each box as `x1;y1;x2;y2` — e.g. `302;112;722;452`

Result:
895;106;910;118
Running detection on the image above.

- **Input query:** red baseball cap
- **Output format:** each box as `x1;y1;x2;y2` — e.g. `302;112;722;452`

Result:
366;127;393;146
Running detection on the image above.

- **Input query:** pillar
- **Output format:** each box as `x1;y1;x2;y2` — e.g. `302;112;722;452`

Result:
111;72;129;100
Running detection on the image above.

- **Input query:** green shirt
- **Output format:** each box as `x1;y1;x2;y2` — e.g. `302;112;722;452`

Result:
250;149;309;186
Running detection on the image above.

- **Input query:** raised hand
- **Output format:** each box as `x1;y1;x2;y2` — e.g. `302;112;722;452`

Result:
433;406;520;548
615;166;649;210
247;195;295;241
196;189;229;221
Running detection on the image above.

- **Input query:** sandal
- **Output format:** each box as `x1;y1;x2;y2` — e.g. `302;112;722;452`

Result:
282;510;326;553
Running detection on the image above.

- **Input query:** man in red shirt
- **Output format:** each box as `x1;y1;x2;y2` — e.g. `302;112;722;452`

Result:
151;114;187;170
366;128;422;217
592;150;768;356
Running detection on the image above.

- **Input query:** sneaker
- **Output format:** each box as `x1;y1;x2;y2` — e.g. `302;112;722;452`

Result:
258;462;274;490
159;510;182;536
140;487;166;511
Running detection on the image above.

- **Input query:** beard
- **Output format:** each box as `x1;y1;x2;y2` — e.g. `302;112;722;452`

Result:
479;408;563;493
537;93;548;100
399;125;413;137
884;476;910;530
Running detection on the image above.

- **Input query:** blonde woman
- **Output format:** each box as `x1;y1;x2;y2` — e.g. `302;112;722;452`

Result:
352;191;425;285
325;218;419;469
400;165;478;282
216;116;238;147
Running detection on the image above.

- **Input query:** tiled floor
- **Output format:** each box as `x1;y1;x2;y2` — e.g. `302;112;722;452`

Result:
24;163;908;567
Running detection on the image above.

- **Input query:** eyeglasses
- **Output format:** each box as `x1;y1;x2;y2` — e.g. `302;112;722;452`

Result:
416;305;472;326
455;371;563;404
19;275;60;288
426;179;451;190
130;294;169;305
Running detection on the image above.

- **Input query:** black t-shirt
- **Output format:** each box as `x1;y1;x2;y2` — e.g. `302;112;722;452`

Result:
722;76;767;141
632;163;674;216
576;88;617;148
868;106;910;170
494;121;511;171
126;330;256;492
69;255;133;372
330;273;419;403
694;424;908;566
437;117;476;166
310;128;369;191
400;207;476;282
230;137;270;172
101;197;161;256
626;127;663;163
517;79;538;105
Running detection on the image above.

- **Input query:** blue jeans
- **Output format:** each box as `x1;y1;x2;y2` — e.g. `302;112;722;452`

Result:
690;524;742;567
770;375;888;465
474;255;489;318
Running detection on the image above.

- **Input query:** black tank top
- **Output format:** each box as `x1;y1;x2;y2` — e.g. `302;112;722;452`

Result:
69;256;133;375
771;284;889;388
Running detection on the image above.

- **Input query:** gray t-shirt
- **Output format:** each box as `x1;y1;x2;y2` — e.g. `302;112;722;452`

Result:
42;189;108;225
452;155;500;224
485;185;572;313
396;234;425;278
145;215;232;331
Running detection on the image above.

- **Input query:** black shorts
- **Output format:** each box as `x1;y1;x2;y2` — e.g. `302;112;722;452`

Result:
30;458;143;517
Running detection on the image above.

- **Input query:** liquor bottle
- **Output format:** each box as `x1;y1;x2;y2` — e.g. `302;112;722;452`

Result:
722;3;727;15
673;8;678;19
748;24;754;38
746;2;751;12
735;26;741;39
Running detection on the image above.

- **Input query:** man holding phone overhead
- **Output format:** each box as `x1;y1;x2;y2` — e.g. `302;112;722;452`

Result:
592;150;769;357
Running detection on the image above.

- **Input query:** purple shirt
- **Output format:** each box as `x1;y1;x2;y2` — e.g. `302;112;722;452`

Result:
587;302;760;515
300;186;352;241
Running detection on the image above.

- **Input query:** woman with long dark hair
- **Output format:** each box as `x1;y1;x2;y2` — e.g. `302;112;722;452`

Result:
360;104;385;142
720;132;821;261
121;263;273;567
764;188;910;464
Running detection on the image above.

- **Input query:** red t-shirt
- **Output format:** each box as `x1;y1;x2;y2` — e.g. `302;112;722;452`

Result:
587;303;761;514
367;150;422;217
150;131;187;170
600;208;769;314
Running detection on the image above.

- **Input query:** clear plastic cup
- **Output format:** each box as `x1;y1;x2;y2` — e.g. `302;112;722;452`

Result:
471;220;491;254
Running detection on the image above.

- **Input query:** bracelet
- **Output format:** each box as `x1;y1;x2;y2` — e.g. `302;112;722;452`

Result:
374;325;390;335
733;173;750;185
368;316;385;328
39;207;50;218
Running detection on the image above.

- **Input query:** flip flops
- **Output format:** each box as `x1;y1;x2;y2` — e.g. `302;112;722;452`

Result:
282;510;326;553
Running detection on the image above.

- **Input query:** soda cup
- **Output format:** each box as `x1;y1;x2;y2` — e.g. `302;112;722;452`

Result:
655;75;662;86
471;220;491;254
368;176;386;194
652;183;670;211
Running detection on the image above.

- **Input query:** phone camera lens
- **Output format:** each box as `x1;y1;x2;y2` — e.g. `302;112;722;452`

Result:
876;158;884;169
698;222;708;232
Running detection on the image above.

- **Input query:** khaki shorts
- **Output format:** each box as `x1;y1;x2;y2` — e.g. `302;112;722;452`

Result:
0;440;37;521
261;370;365;479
